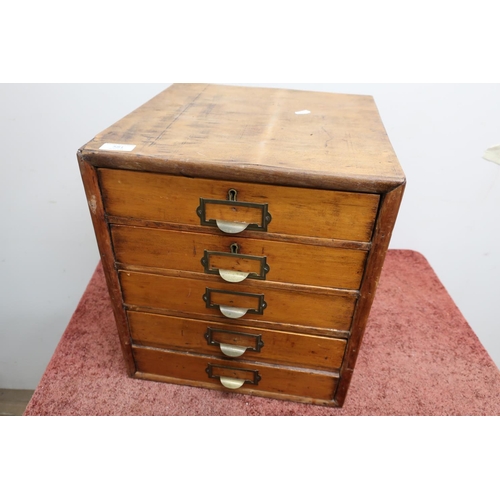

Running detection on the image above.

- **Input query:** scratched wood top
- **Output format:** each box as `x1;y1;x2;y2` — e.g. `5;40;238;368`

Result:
79;84;405;193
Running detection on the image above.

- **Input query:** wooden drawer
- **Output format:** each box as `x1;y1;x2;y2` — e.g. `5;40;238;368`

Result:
112;225;367;290
133;346;339;402
99;168;379;242
120;270;357;331
128;311;347;371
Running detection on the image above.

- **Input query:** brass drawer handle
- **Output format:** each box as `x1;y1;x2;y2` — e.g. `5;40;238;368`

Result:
201;248;270;283
206;364;261;389
219;306;248;319
196;189;272;234
220;377;245;389
203;289;267;319
205;328;265;358
218;269;250;283
219;344;248;358
215;220;249;234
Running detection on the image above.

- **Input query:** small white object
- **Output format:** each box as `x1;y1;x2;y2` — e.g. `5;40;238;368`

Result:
99;143;136;152
483;145;500;166
295;110;311;115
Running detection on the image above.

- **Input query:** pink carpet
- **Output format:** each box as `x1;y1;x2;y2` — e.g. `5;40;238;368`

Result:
24;250;500;416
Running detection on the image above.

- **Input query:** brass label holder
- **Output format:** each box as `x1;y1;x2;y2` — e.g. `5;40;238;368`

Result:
201;250;270;281
203;289;267;316
196;189;272;233
206;364;262;386
205;328;265;353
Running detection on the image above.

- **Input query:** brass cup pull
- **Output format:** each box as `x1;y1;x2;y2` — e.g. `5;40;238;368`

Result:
215;220;250;234
201;249;269;283
219;343;248;358
218;269;250;283
206;364;261;390
203;289;267;319
219;377;245;389
205;328;264;358
219;305;248;319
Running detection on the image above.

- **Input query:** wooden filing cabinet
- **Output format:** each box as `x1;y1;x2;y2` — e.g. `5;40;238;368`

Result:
78;83;405;407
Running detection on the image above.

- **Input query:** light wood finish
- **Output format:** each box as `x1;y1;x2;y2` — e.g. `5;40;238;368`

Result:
120;271;357;331
99;168;380;242
128;312;347;371
78;84;406;407
111;225;368;289
133;346;339;402
80;84;405;193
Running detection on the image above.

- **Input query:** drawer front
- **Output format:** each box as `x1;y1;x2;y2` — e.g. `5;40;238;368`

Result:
120;271;356;331
112;225;367;290
133;346;339;401
128;311;347;371
99;168;379;242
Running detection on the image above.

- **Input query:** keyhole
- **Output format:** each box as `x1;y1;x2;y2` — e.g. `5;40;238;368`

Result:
228;189;238;202
230;243;239;254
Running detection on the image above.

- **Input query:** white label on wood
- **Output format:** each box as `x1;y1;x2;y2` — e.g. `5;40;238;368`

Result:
99;143;136;152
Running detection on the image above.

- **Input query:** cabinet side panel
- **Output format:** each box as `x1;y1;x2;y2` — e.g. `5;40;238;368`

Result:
78;154;136;375
335;182;406;406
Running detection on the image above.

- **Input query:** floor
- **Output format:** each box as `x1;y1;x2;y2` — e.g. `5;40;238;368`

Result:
0;389;34;416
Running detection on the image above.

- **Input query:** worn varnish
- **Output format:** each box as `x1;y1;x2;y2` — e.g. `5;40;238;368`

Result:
78;83;405;407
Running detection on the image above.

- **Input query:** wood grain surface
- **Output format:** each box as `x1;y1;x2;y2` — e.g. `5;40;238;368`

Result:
119;271;357;331
133;346;339;402
100;168;380;242
111;225;368;289
79;84;405;193
128;311;347;371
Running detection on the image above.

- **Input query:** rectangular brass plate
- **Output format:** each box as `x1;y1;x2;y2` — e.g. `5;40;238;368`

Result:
206;364;261;385
201;250;269;280
203;289;267;315
197;198;272;232
205;328;264;352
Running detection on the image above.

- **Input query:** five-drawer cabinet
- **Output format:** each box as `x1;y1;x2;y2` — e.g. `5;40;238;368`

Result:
78;84;405;407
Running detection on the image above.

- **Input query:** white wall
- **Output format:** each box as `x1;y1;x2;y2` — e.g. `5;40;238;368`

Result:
1;83;499;389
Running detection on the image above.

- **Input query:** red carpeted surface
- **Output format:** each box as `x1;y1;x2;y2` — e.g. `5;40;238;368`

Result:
24;250;500;416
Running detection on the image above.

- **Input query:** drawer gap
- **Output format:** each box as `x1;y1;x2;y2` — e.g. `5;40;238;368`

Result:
124;304;351;339
117;264;361;297
107;216;372;251
133;344;341;377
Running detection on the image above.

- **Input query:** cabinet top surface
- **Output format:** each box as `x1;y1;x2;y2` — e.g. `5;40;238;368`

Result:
80;84;405;192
